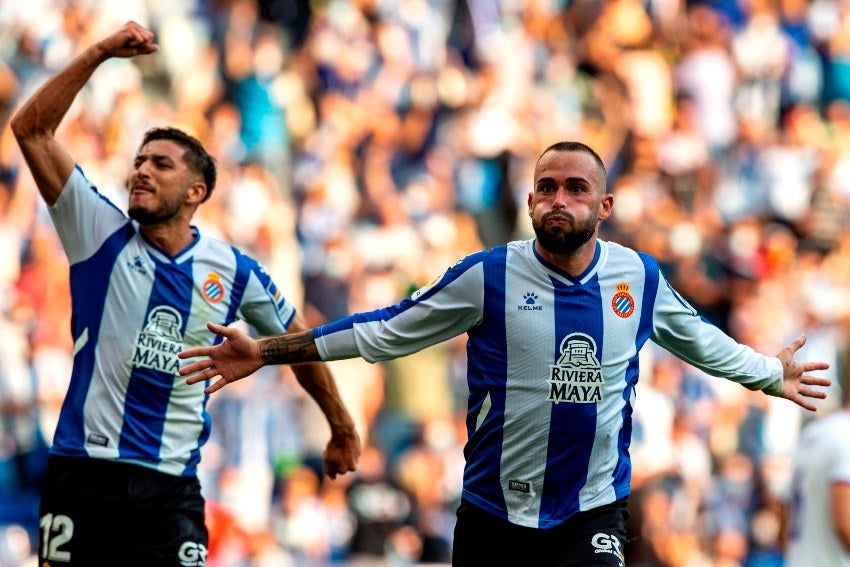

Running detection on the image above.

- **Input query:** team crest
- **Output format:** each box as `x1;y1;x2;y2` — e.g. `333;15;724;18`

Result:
611;282;635;318
203;273;225;303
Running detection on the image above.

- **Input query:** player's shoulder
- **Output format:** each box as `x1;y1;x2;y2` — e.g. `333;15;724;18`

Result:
449;243;508;270
599;239;660;273
190;232;267;272
602;239;650;260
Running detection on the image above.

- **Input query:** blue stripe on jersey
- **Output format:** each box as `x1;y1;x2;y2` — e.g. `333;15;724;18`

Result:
612;252;661;498
182;248;253;474
183;415;209;476
226;248;252;330
119;260;194;461
54;225;135;455
315;300;417;336
462;246;508;513
540;275;603;520
239;250;296;331
316;250;489;337
636;253;660;341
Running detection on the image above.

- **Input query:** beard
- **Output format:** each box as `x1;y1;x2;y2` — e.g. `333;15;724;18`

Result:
128;197;183;225
532;210;597;255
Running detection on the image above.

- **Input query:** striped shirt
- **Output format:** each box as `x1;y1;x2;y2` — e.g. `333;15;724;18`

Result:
49;166;296;477
314;238;782;528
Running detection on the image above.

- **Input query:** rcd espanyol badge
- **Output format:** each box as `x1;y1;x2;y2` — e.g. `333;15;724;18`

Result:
611;282;635;318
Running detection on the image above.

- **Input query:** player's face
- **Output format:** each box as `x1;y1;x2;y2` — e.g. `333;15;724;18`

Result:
528;150;612;255
128;139;204;225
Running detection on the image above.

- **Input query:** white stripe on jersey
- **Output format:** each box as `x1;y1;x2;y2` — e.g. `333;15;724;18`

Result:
48;167;296;477
315;238;783;528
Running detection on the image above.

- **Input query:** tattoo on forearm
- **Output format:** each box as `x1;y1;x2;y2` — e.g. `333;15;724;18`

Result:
260;330;318;365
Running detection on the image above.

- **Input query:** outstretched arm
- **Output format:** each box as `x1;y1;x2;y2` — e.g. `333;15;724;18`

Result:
651;269;830;410
178;322;321;394
777;334;831;411
10;20;158;205
178;321;359;477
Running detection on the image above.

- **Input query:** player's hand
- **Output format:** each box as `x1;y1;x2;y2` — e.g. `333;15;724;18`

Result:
178;322;263;394
96;21;158;59
324;425;361;479
777;334;831;411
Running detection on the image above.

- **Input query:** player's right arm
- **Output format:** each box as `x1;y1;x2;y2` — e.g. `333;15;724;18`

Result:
10;21;158;205
180;252;487;393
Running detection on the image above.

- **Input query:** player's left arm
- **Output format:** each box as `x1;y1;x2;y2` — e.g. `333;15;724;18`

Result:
285;313;361;479
651;272;829;410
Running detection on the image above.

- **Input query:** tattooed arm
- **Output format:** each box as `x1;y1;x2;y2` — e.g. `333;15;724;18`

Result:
179;322;322;394
261;328;320;365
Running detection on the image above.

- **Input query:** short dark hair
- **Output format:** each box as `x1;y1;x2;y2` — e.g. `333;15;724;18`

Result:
140;127;217;202
538;141;607;192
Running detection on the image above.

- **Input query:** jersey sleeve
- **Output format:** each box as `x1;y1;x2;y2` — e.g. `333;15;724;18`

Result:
650;268;783;395
314;253;487;363
48;166;129;265
235;257;297;336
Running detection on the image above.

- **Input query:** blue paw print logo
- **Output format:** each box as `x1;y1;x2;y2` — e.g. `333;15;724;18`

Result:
523;292;538;305
127;255;147;276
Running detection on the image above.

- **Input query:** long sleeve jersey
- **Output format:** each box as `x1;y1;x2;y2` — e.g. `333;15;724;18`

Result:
314;238;783;528
48;166;297;477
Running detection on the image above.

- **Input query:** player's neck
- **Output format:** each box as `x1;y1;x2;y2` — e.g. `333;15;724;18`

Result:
140;223;196;257
535;238;597;277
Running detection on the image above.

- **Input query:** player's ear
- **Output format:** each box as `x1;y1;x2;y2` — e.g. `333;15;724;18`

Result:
598;193;614;221
187;180;207;204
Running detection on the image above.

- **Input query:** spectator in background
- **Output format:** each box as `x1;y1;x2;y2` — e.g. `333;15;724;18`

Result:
785;354;850;566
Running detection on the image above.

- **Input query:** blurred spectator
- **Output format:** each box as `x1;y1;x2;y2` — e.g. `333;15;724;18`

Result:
345;444;415;561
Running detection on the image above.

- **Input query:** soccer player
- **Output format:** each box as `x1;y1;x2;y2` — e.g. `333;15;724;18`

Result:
10;21;360;567
786;363;850;566
179;141;831;567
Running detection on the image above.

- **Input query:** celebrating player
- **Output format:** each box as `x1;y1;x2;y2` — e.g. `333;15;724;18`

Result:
11;20;360;566
179;140;830;567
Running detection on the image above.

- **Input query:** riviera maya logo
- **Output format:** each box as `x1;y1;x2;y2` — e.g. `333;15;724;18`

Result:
132;306;184;374
548;333;604;403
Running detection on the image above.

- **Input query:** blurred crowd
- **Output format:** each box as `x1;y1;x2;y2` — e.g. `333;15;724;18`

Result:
0;0;849;565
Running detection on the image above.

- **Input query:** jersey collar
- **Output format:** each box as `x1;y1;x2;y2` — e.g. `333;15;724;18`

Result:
531;239;604;285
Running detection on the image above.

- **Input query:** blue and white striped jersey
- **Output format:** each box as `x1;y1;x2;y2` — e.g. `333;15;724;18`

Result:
49;166;296;477
314;238;783;528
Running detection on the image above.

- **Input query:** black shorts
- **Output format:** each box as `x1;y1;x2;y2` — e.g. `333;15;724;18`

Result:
452;497;628;567
38;455;208;567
